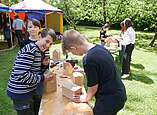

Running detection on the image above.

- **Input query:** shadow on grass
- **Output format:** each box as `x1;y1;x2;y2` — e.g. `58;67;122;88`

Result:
114;55;154;84
0;41;8;50
78;26;99;30
125;104;136;112
129;73;154;84
131;63;145;70
135;33;157;54
136;46;157;55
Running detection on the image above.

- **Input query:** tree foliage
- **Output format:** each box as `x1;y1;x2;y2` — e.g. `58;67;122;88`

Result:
53;0;157;32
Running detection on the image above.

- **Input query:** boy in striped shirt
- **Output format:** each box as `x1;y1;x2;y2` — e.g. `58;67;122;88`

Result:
7;29;56;115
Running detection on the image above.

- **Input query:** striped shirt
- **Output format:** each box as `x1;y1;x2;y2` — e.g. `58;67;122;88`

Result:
7;43;43;100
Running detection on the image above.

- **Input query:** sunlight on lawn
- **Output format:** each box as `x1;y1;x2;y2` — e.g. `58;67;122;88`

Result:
0;26;157;115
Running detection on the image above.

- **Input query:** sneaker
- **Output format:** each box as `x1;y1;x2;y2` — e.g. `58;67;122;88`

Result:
121;74;130;79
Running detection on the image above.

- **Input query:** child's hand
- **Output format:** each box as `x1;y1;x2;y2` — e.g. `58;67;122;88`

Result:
72;95;81;103
72;94;87;103
73;66;85;75
44;74;53;82
44;70;53;82
43;57;49;65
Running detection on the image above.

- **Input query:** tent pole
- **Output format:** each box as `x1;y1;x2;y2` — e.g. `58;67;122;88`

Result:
44;11;47;28
0;14;2;41
8;2;14;48
9;14;13;48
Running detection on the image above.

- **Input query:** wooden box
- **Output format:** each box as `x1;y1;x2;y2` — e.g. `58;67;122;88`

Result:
52;50;60;61
62;81;82;100
63;62;73;77
72;72;84;86
44;70;57;93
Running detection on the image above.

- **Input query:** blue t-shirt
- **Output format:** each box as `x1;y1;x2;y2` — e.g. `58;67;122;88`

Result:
83;45;127;111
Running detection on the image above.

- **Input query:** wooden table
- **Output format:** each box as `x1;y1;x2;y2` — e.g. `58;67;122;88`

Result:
39;74;93;115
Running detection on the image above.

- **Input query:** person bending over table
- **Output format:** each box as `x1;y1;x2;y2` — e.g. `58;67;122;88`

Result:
62;29;127;115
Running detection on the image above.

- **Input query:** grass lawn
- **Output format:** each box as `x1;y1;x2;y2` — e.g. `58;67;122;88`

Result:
118;48;157;115
0;47;18;115
0;26;157;115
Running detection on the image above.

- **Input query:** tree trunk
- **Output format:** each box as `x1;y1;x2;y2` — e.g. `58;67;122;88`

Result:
4;0;9;5
149;32;157;47
63;0;77;30
14;0;19;4
110;0;124;22
102;0;106;23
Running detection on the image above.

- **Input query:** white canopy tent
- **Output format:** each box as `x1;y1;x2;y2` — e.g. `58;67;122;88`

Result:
10;0;62;12
0;3;9;12
10;0;63;34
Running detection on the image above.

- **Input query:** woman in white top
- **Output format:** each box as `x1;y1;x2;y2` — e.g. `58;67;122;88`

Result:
120;18;135;78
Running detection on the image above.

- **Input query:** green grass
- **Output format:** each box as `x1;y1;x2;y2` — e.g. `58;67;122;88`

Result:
0;26;157;115
77;26;157;115
0;47;19;115
118;48;157;115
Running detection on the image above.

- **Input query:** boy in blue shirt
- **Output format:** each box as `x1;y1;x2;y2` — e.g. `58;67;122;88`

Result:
62;29;127;115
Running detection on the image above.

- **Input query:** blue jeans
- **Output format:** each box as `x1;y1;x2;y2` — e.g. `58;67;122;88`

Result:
12;92;41;115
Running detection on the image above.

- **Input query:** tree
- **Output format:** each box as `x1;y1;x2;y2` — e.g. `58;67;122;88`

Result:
53;0;156;33
107;0;128;23
102;0;107;23
149;1;157;47
149;33;157;47
62;0;77;30
142;0;157;47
